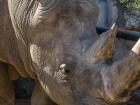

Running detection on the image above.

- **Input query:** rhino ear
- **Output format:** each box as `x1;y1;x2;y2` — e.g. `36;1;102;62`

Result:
86;23;117;63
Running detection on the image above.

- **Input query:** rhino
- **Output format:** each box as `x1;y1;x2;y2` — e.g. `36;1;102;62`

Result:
0;0;140;105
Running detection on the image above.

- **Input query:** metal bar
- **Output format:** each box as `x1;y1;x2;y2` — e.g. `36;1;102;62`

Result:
96;26;140;41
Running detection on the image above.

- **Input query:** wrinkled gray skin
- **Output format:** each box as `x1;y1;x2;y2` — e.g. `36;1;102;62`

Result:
0;0;140;105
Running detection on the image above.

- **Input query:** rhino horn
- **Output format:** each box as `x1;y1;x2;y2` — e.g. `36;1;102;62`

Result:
132;39;140;54
100;38;140;104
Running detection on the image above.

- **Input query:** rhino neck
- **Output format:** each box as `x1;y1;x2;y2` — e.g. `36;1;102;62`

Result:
31;0;59;27
8;0;37;78
38;0;57;6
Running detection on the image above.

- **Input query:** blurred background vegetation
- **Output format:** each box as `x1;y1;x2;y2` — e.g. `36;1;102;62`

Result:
118;0;140;12
116;0;140;31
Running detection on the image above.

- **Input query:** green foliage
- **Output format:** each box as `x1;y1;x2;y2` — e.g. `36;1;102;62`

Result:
116;17;126;25
118;0;140;11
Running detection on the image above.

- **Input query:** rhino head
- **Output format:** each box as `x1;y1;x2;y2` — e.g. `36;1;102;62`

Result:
8;0;140;105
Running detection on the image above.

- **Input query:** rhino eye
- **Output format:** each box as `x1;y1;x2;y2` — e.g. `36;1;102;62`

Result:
64;68;70;74
60;64;70;74
55;63;75;84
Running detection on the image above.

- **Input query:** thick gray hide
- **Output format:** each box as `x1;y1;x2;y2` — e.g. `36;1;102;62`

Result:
0;0;140;105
